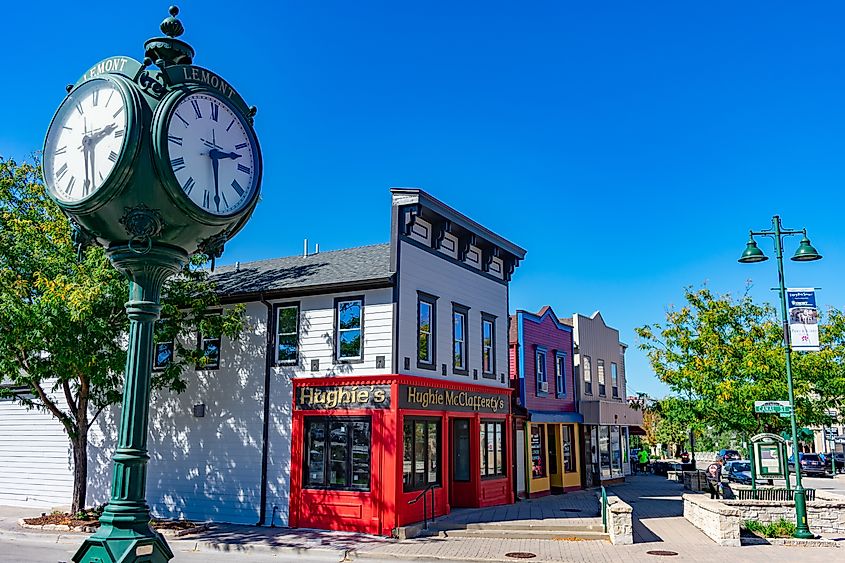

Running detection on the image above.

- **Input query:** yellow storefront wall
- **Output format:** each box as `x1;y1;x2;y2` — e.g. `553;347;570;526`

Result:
526;422;581;495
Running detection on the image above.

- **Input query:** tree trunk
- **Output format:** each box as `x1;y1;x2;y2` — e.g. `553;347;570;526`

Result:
71;431;88;514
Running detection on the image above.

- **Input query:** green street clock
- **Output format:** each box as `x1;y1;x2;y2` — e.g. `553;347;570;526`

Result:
44;76;142;208
154;89;262;218
41;6;265;563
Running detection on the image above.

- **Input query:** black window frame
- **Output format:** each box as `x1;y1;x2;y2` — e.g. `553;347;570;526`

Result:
403;416;442;491
611;362;619;399
481;312;497;378
153;319;173;372
583;355;593;395
535;346;548;396
274;302;300;366
303;416;372;491
334;296;365;363
480;419;506;478
416;292;438;370
597;358;606;397
196;312;222;371
452;303;470;376
555;351;567;398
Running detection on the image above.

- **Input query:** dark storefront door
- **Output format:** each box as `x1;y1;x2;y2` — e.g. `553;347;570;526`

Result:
450;418;473;507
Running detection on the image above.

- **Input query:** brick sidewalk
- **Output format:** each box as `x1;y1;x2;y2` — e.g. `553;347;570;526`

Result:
2;477;841;562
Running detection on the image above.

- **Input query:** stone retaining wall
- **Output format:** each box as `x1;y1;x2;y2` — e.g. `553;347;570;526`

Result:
723;490;845;534
602;493;633;545
683;494;741;546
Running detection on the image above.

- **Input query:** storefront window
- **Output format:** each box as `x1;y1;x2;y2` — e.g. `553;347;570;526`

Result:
530;424;546;478
562;425;575;472
304;417;371;490
611;425;622;476
599;425;611;478
403;418;441;491
482;420;506;477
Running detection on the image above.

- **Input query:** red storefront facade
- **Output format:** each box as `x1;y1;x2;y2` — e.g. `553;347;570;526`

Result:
289;375;513;536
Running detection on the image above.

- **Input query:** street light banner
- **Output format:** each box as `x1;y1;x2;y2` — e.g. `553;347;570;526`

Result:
787;288;820;352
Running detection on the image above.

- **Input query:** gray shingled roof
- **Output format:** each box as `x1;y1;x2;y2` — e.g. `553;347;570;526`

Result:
211;243;393;298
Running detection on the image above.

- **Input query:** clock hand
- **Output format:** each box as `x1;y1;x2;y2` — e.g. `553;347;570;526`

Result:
82;143;91;196
201;138;224;150
208;148;242;160
88;123;117;145
210;150;221;213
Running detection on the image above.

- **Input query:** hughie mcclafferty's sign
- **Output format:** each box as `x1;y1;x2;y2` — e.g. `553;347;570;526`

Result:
399;385;509;414
296;385;391;410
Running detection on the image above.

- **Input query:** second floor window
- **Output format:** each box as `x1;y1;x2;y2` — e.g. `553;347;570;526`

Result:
275;304;299;364
482;314;496;376
453;305;469;375
336;298;363;361
597;359;606;396
417;293;437;369
535;348;547;395
555;352;567;398
611;362;619;398
583;355;592;395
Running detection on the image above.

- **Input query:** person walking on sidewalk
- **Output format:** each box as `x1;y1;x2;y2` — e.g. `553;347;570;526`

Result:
638;449;650;474
705;460;723;499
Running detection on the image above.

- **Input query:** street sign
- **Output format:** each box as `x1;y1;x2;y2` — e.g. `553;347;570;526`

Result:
825;428;840;439
755;400;792;415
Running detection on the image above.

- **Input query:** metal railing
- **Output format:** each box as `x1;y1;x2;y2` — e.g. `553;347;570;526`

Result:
408;483;437;530
600;486;608;533
736;487;815;502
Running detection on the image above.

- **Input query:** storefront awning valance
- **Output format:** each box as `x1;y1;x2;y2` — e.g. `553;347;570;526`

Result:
528;411;584;424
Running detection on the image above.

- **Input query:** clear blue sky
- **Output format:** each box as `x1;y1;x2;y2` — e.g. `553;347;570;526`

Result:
3;1;843;398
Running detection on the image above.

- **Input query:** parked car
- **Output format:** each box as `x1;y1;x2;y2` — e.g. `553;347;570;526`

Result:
787;453;827;477
717;449;741;463
724;460;753;484
820;452;845;474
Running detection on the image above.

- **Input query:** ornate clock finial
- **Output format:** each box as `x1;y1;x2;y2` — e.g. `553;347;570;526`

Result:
160;6;185;38
144;4;194;67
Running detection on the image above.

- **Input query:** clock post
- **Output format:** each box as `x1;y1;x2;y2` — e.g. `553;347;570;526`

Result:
41;6;262;563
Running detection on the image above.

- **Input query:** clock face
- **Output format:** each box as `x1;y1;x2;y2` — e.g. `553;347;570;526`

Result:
165;92;259;216
43;79;128;203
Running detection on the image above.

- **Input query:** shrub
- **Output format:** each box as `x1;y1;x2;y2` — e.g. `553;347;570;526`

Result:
743;518;796;538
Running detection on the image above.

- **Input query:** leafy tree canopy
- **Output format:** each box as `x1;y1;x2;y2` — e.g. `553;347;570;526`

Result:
0;157;245;511
636;286;845;440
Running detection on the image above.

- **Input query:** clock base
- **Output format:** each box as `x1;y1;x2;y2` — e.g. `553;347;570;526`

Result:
72;522;173;563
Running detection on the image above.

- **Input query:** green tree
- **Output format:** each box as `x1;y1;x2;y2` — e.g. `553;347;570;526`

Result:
636;285;845;442
0;158;245;512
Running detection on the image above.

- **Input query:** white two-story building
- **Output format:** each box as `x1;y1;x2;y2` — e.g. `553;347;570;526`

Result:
0;189;525;537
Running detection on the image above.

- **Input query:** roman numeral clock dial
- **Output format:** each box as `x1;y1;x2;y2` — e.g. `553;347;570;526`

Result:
43;78;128;204
164;92;259;216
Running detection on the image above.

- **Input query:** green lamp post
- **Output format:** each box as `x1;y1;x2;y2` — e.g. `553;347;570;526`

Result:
41;7;262;562
738;214;821;540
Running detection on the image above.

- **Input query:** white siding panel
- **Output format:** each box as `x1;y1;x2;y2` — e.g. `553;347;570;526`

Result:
0;395;74;508
271;288;394;378
90;301;268;525
398;241;509;388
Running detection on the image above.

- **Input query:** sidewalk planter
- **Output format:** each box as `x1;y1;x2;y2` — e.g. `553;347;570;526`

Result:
682;494;741;546
723;489;845;535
